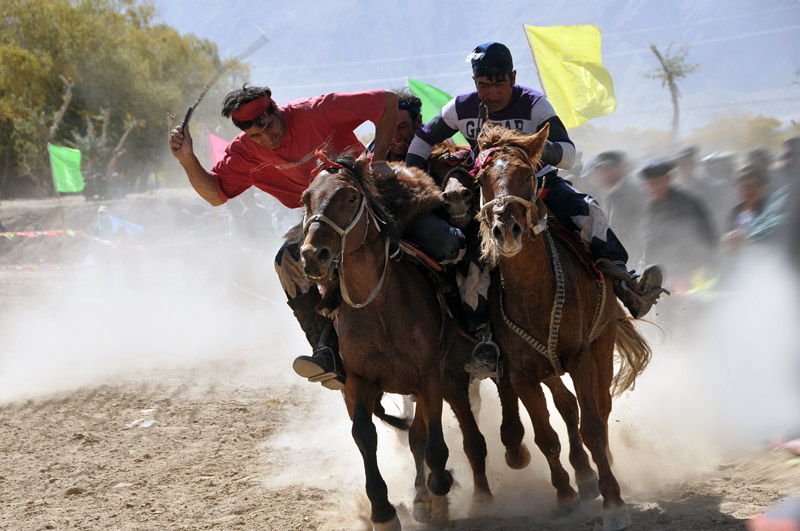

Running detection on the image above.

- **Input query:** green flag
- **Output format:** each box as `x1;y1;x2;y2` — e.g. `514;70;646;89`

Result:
406;78;467;146
48;143;84;193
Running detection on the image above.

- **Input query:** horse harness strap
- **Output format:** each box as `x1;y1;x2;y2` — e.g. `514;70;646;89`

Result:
303;172;390;309
499;230;566;376
477;145;548;240
339;237;391;308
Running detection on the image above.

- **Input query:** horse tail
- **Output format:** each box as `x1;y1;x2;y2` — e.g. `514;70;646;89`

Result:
373;393;413;431
611;305;652;397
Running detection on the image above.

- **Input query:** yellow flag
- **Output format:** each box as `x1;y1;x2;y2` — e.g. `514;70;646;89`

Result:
524;25;617;128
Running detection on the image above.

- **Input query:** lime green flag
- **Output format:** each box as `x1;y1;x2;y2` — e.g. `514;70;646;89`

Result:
524;25;617;129
48;144;84;193
406;78;467;145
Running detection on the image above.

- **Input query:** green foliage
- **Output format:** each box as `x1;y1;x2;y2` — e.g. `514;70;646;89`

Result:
0;0;249;197
644;42;702;93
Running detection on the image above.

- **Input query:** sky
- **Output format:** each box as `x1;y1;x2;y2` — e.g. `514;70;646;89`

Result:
154;0;800;136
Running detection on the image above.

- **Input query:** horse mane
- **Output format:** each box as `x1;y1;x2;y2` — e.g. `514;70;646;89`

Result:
374;162;444;237
429;140;460;162
336;156;444;240
477;124;545;171
477;123;529;150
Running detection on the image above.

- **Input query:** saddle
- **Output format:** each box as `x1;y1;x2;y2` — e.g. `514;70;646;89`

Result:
545;216;604;282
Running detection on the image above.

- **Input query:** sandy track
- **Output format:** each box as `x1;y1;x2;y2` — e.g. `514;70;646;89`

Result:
1;191;798;530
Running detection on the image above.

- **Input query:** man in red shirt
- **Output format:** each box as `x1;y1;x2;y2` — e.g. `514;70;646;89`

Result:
169;85;401;390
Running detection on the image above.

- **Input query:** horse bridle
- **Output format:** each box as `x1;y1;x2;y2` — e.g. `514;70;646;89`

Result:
476;145;548;240
302;165;390;308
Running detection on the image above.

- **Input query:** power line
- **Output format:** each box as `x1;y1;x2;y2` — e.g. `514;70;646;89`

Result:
259;5;800;72
262;23;800;92
614;96;800;116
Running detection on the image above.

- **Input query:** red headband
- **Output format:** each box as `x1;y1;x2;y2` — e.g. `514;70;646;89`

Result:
231;95;272;121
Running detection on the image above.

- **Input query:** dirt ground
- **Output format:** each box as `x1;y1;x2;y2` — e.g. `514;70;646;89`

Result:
1;190;799;530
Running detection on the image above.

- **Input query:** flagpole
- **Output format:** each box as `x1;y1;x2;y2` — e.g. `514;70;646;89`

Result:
47;143;67;229
523;24;547;95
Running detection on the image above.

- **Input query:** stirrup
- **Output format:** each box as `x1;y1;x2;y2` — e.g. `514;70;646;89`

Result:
465;338;503;382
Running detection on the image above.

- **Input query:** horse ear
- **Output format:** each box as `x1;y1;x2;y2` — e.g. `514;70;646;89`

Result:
522;122;550;161
355;152;370;172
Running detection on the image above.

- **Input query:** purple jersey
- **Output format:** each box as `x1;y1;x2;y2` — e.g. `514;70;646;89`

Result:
407;85;575;177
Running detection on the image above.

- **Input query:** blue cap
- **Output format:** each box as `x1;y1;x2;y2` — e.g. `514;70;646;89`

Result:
467;42;513;78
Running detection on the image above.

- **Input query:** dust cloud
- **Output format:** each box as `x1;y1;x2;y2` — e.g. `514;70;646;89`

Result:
1;191;797;528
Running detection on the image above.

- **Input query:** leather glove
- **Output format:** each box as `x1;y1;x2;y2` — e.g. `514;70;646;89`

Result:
540;140;563;167
370;160;395;180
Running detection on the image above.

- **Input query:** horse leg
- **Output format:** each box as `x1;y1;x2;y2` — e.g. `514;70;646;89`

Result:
544;376;599;500
409;402;440;524
569;354;630;531
348;380;400;530
513;377;578;513
417;382;453;497
494;369;531;470
592;331;617;466
444;386;492;513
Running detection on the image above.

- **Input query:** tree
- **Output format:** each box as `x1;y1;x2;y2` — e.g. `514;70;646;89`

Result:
644;42;702;146
0;0;249;197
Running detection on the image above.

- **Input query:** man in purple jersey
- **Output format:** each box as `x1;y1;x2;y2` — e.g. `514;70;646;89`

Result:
406;42;665;376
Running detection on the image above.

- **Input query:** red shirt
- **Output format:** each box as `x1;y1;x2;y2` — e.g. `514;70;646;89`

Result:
211;90;386;208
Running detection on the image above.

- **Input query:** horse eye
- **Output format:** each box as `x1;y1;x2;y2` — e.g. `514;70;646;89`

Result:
348;194;358;204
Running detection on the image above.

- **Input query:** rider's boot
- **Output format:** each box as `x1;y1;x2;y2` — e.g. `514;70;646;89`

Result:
288;291;345;390
464;324;502;380
596;259;668;319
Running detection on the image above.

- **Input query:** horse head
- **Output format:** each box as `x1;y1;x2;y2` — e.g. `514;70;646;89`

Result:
474;123;550;260
300;156;372;282
428;142;477;229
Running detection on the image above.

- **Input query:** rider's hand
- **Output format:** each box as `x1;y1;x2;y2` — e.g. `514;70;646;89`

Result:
169;123;194;161
370;160;395;181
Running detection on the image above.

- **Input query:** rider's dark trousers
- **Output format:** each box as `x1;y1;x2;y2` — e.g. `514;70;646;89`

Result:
542;172;629;265
275;213;465;302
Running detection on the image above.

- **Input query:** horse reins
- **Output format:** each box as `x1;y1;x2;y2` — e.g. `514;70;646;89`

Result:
475;144;566;375
303;165;390;309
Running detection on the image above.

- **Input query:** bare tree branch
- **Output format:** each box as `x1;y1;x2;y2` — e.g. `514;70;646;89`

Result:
47;75;74;143
106;119;138;177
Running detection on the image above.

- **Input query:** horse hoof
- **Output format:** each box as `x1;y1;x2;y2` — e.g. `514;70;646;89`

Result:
413;501;433;523
413;494;449;524
469;491;493;517
505;443;531;470
556;495;581;517
603;504;632;531
373;513;401;531
577;472;600;501
427;469;453;497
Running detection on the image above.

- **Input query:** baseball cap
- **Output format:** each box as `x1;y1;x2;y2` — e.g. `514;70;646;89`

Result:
639;157;677;180
581;151;626;178
467;42;514;78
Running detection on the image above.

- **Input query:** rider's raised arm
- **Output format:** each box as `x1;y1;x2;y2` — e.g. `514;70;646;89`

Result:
405;98;460;169
370;90;399;166
169;123;224;207
532;98;576;171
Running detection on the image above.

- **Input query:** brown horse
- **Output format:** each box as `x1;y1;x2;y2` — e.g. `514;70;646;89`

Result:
474;124;652;531
299;155;530;529
428;141;601;503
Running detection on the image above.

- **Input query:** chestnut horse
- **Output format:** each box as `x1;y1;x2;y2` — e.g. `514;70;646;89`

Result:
474;124;652;531
428;141;601;503
300;156;529;529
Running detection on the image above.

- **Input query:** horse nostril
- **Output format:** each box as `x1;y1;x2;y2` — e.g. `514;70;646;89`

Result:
317;247;331;264
511;223;522;239
492;224;504;241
